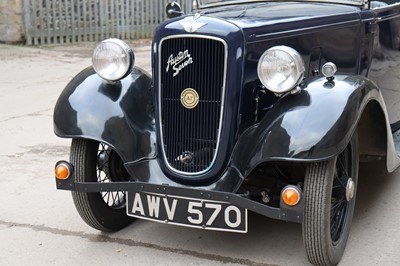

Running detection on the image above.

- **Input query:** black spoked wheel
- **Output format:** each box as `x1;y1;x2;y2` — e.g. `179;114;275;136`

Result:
303;135;358;266
71;138;135;232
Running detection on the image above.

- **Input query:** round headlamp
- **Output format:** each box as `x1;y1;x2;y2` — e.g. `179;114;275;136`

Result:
92;39;134;81
257;46;305;94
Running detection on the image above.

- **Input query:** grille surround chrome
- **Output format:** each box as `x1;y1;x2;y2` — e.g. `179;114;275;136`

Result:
158;35;228;176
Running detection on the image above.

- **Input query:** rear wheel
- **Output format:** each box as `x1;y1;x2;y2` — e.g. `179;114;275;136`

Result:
71;138;134;232
303;135;358;266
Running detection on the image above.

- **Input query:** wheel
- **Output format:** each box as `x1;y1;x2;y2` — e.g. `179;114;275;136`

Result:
70;138;135;232
303;135;358;266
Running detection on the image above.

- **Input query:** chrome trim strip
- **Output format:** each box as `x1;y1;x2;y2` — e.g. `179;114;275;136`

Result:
158;34;228;176
198;0;364;8
253;19;361;40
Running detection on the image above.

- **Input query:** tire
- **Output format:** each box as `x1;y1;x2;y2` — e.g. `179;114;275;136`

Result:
303;135;358;266
70;138;135;232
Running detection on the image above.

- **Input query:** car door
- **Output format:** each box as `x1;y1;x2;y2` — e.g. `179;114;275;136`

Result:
369;1;400;125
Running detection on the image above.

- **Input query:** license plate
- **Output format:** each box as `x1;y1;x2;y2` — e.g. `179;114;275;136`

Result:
127;190;248;233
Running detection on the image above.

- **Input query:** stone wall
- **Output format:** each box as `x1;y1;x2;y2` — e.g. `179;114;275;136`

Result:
0;0;23;43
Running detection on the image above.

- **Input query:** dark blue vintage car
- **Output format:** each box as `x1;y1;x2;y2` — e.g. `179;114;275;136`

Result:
53;0;400;265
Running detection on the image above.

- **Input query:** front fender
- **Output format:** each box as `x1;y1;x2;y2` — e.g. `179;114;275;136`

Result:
232;75;394;176
53;66;156;163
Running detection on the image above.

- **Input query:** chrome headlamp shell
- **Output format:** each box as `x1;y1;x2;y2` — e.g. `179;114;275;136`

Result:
92;39;134;81
257;46;305;94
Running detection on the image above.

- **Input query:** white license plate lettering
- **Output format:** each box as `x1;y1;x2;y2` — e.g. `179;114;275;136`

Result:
131;192;145;216
205;203;222;226
225;206;241;228
146;194;160;218
187;201;203;224
163;197;177;220
127;191;247;233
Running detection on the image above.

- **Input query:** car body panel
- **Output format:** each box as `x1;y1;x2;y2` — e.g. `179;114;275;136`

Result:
201;2;363;41
369;3;400;123
53;66;156;164
54;0;400;225
232;75;400;176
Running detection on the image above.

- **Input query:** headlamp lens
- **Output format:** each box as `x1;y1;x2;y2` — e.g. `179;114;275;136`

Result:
257;46;305;94
92;39;134;81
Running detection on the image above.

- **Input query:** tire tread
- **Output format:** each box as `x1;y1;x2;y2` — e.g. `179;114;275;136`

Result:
304;161;334;266
71;139;119;232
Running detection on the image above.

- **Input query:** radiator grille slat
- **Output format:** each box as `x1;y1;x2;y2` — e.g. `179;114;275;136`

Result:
159;36;226;174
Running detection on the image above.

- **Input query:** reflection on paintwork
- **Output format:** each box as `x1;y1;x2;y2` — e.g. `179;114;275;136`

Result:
54;67;155;164
54;1;400;188
69;75;124;136
284;81;355;156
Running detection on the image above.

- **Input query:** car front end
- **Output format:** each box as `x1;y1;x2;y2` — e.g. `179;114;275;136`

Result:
54;1;395;265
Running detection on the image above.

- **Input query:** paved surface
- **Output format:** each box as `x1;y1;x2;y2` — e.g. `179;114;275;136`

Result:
0;43;399;266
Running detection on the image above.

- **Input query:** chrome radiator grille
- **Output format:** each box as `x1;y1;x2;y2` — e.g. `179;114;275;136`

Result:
159;36;226;174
